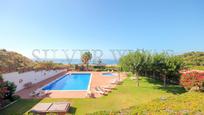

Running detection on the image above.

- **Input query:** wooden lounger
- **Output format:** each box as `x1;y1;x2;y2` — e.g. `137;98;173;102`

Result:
29;103;52;115
47;102;70;115
29;102;70;115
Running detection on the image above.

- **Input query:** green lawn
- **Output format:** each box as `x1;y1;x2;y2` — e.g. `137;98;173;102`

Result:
129;92;204;114
190;66;204;70
0;77;185;115
88;92;204;115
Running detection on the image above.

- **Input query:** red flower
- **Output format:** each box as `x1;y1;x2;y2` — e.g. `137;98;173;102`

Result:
180;71;204;91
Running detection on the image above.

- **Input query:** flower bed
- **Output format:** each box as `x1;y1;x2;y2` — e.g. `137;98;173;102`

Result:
180;70;204;91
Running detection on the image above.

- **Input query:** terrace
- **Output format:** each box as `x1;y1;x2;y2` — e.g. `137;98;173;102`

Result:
16;71;127;98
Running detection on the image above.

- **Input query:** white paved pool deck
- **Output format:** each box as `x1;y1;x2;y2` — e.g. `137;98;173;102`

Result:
15;71;127;98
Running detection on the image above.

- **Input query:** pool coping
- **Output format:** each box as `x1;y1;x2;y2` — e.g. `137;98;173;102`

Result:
41;72;92;91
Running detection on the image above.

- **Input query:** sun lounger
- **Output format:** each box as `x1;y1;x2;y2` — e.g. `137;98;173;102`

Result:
86;90;95;98
103;85;115;89
95;87;107;95
98;86;111;92
111;79;119;84
29;90;36;97
29;103;52;114
117;79;123;83
29;102;70;115
29;88;48;97
47;102;70;114
37;90;48;97
29;88;41;97
111;78;122;84
110;79;116;84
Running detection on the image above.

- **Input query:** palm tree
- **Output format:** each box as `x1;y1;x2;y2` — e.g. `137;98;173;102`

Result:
81;52;92;70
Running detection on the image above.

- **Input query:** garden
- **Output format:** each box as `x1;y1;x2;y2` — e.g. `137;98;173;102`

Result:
0;76;185;115
0;50;204;114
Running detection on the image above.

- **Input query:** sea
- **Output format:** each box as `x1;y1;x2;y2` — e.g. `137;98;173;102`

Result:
34;59;118;65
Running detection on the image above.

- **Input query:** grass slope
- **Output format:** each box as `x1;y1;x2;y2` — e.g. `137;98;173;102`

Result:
89;92;204;115
0;77;185;115
130;92;204;115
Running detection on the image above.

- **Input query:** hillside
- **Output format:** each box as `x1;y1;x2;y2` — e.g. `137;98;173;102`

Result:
180;51;204;66
0;49;34;73
88;92;204;115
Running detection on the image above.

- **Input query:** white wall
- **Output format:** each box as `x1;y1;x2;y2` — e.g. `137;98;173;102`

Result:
2;69;66;92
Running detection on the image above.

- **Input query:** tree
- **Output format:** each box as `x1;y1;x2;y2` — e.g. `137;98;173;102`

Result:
152;53;184;87
81;52;92;70
165;56;184;84
119;50;184;87
152;53;169;87
119;50;144;86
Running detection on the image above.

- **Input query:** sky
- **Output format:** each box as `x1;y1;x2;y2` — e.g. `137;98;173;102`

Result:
0;0;204;59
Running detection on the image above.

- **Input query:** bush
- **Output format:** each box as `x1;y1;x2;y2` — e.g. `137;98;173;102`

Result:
0;74;18;109
93;65;105;69
0;75;7;100
3;81;17;99
180;71;204;91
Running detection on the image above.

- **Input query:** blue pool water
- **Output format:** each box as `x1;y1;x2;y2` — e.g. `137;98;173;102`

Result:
42;73;91;90
102;73;116;76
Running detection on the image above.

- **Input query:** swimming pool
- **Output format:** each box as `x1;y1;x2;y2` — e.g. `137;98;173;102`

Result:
42;73;91;91
102;73;117;77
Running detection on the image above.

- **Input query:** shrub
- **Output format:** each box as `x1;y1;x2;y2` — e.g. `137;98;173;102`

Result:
180;71;204;91
0;75;7;99
3;81;17;99
0;74;17;108
93;65;105;69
